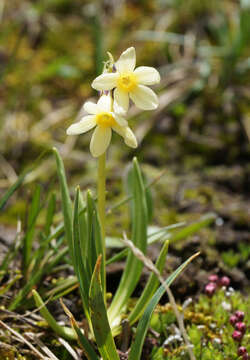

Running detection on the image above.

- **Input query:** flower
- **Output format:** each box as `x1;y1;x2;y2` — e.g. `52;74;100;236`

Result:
235;311;245;321
230;315;238;326
219;276;230;287
235;322;246;333
205;282;216;296
238;347;247;356
66;95;137;157
92;47;160;114
232;330;243;342
208;274;219;283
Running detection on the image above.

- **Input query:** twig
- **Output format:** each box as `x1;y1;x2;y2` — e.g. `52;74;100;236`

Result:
0;319;50;359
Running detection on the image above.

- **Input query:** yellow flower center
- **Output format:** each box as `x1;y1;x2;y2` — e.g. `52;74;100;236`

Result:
117;72;137;92
96;112;115;128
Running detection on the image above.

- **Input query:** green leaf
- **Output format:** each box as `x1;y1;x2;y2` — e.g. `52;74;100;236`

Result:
108;157;148;326
170;213;216;244
128;253;199;360
9;247;68;310
72;187;90;323
128;240;169;326
53;147;73;263
89;256;119;360
44;192;56;237
0;171;28;211
32;290;76;341
23;185;41;272
0;150;48;212
86;190;98;278
71;321;98;360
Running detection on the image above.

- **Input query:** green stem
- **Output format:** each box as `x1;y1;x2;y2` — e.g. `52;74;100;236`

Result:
97;152;106;292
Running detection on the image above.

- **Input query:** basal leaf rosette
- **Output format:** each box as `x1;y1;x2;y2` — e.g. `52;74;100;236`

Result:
92;47;160;114
66;94;137;157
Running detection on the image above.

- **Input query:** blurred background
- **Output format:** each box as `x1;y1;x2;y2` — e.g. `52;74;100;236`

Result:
0;0;250;291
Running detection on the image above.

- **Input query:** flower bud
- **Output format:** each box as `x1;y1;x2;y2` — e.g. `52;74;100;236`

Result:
242;353;249;360
205;282;216;296
220;276;230;287
235;310;245;321
238;347;247;356
208;274;219;283
229;315;238;326
235;322;246;333
232;330;243;342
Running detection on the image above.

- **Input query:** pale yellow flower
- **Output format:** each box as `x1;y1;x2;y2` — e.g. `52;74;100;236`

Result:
92;47;160;114
66;95;137;157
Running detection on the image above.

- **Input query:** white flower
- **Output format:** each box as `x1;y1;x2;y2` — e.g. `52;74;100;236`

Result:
92;47;160;114
66;95;137;157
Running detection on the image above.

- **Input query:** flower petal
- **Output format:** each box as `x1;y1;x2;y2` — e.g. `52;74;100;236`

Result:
114;113;128;127
130;85;159;110
97;94;112;112
84;101;98;114
134;66;160;85
124;127;138;148
112;125;137;148
90;126;112;157
66;115;96;135
114;88;129;115
116;47;136;73
92;73;119;91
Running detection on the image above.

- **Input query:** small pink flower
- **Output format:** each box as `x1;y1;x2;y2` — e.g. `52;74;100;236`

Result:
208;274;219;283
242;353;249;360
205;282;216;296
238;347;247;356
230;315;238;326
235;310;245;321
232;330;243;342
235;322;246;333
219;276;230;287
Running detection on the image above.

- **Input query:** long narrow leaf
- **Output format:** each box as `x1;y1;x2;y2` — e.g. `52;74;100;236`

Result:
73;187;90;323
128;240;169;325
89;256;119;360
23;185;41;272
9;247;67;310
53;147;73;263
170;213;216;244
128;253;199;360
0;150;48;211
32;290;76;341
108;158;148;326
60;299;98;360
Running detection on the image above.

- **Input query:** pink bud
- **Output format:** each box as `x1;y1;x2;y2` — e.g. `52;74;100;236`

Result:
229;315;238;326
238;347;247;356
205;282;216;296
232;330;243;342
220;276;230;287
242;354;249;360
235;310;245;321
208;274;219;283
235;322;246;333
